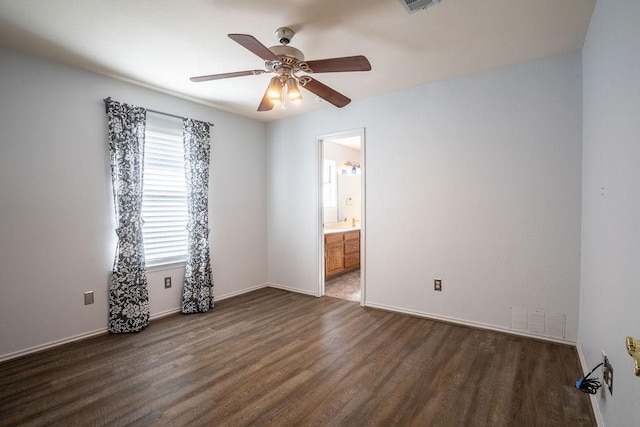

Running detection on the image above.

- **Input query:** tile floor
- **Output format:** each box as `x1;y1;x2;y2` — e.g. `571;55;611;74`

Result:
325;269;361;302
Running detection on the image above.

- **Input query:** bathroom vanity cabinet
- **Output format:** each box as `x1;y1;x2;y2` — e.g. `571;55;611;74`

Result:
325;229;360;279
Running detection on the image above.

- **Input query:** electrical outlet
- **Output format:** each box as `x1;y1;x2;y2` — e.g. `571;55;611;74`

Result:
164;277;172;289
84;291;94;305
434;278;442;291
603;352;613;394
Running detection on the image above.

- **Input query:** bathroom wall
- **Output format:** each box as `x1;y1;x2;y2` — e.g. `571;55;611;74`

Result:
323;140;361;224
337;175;361;225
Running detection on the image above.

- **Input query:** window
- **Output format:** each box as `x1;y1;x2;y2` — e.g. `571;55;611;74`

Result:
141;113;188;267
323;159;337;207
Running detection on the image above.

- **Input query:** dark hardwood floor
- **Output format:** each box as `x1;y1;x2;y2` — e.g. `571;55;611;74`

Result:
0;288;595;426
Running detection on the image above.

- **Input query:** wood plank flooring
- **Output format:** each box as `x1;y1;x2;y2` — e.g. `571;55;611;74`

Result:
0;288;595;426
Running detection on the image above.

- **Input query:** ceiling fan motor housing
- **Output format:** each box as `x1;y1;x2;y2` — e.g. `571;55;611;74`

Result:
269;45;305;64
269;28;304;72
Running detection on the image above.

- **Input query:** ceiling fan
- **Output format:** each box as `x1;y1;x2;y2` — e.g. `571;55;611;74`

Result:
190;27;371;111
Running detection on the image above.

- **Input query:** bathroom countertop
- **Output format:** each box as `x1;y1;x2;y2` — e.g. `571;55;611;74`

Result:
323;226;361;234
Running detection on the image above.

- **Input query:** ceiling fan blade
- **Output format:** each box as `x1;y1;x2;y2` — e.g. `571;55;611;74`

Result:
257;85;274;112
228;34;280;61
190;70;265;82
301;77;351;108
305;55;371;73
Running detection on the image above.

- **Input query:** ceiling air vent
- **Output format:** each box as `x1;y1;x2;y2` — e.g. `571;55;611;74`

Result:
399;0;440;14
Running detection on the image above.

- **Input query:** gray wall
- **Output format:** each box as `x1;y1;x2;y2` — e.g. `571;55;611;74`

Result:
0;46;268;359
267;52;583;341
580;0;640;425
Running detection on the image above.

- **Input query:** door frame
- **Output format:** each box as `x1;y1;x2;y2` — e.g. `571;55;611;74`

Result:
316;128;366;306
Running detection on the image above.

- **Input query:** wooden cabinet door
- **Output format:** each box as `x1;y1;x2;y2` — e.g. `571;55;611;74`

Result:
325;242;344;276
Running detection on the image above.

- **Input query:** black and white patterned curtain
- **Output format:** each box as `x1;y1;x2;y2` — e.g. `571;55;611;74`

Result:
106;99;150;332
181;119;214;313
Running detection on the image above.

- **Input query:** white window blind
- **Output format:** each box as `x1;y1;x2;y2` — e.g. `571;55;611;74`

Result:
141;113;188;267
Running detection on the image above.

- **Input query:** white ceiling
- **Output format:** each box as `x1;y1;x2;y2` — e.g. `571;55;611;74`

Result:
0;0;595;122
330;136;361;151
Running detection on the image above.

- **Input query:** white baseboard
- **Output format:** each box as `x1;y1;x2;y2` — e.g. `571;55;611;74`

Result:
0;284;272;362
576;342;604;427
150;308;181;320
216;283;269;301
0;327;107;363
267;283;317;297
364;301;576;346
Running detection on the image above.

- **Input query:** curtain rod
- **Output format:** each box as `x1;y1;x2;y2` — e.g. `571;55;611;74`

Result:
103;97;213;126
148;108;184;121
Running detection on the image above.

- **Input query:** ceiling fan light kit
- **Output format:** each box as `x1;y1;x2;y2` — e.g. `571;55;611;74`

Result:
286;77;302;101
190;27;371;112
266;76;283;104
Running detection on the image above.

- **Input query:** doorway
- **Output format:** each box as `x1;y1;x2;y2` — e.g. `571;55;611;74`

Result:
317;129;365;305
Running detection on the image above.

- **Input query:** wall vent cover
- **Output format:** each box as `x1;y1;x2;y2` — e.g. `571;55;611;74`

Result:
399;0;440;14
